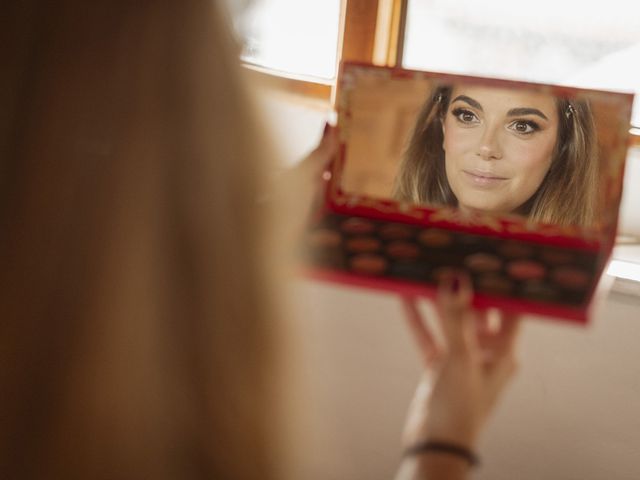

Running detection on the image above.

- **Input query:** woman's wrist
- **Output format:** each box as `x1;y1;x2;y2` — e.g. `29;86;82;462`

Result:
404;439;480;468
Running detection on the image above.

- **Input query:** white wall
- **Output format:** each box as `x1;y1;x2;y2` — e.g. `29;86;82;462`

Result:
259;89;640;480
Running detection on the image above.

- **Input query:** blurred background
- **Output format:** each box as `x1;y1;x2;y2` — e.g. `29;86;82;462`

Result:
225;1;640;478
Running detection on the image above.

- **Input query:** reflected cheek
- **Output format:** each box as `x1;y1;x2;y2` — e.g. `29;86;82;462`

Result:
509;143;555;184
442;127;476;161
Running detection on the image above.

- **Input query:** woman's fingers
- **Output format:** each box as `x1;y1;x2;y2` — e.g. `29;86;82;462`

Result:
298;123;338;179
436;272;476;355
402;296;441;366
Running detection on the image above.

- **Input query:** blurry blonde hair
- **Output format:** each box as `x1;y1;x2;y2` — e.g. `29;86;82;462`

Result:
0;1;280;479
393;85;599;227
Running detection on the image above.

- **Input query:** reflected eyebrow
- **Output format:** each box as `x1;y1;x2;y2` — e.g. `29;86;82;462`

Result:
451;95;482;110
507;107;549;121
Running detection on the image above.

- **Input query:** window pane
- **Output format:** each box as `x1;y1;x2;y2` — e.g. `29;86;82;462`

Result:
236;0;342;80
403;0;640;126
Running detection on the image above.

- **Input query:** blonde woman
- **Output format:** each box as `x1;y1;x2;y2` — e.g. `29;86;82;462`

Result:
394;84;598;227
0;1;520;479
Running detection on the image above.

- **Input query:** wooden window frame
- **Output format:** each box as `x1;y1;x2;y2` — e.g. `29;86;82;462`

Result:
243;0;407;107
243;0;639;146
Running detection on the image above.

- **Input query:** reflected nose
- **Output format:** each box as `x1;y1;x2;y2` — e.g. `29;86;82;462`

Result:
476;126;503;161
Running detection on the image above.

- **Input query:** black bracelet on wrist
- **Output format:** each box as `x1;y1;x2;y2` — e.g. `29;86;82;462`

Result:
404;440;480;468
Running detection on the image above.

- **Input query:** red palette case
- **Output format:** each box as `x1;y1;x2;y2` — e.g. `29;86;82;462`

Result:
303;62;634;324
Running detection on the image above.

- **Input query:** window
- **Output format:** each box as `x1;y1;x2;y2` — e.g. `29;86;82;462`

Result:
402;0;640;127
237;0;342;80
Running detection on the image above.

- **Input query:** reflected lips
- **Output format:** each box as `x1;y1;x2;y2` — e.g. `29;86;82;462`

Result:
463;170;508;187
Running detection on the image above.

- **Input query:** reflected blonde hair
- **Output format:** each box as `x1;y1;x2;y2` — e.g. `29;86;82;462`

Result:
393;85;599;227
0;2;279;479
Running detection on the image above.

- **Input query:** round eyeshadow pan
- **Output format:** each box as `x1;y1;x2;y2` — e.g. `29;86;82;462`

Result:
341;217;376;235
418;229;452;247
476;274;513;295
540;249;575;265
506;260;546;281
390;261;428;280
431;266;458;284
386;241;420;260
464;253;502;272
379;223;414;240
521;282;558;302
349;254;388;275
345;236;381;253
307;228;342;248
551;267;590;290
499;242;534;259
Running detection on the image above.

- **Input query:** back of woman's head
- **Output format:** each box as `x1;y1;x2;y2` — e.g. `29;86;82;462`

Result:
0;2;278;479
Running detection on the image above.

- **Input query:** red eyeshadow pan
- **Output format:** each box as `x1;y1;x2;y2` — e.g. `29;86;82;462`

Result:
506;260;546;280
349;254;387;275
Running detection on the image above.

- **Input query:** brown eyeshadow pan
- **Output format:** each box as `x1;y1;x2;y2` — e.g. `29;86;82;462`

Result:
499;242;534;259
418;229;452;247
464;253;502;272
386;241;420;260
506;260;546;281
379;223;414;240
341;217;376;235
346;236;381;253
521;282;558;301
551;267;590;290
477;274;513;295
540;249;575;265
349;254;388;275
307;228;342;248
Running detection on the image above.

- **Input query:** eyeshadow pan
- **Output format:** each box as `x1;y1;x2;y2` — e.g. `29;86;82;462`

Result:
499;242;534;259
521;282;558;302
418;229;452;247
346;236;381;253
464;253;502;272
390;261;428;280
307;228;342;248
506;260;546;280
379;223;414;240
386;241;420;260
349;254;388;275
476;274;513;295
341;217;376;235
431;266;457;283
540;248;575;265
551;267;590;290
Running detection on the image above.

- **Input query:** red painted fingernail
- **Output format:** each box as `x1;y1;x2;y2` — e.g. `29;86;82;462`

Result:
451;275;460;293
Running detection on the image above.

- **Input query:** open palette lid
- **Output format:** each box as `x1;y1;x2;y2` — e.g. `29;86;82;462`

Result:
304;62;634;324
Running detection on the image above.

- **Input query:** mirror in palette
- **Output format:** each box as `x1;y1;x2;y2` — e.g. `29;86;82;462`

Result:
334;64;634;236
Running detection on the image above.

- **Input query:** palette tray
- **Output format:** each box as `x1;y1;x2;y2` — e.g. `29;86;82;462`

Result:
304;212;601;321
301;62;635;325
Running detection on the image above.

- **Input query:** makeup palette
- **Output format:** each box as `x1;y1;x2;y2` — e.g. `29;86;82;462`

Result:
302;62;635;324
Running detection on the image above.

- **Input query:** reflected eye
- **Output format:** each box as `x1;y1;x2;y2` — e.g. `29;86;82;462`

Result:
509;120;540;135
451;107;479;125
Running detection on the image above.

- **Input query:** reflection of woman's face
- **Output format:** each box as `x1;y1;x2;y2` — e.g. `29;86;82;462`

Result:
442;86;559;215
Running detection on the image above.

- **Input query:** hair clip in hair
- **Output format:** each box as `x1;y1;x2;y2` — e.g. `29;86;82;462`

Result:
565;103;575;119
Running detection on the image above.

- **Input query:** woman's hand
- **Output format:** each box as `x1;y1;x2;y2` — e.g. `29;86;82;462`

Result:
397;273;521;478
271;123;339;252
